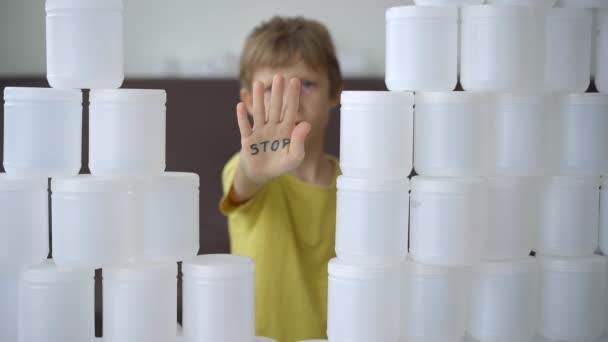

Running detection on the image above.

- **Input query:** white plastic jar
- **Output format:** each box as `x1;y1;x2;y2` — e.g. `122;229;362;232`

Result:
414;92;487;177
340;91;413;179
401;259;468;342
104;263;177;342
89;89;166;177
597;9;608;93
335;176;409;264
557;94;608;176
538;256;607;341
45;0;124;89
182;254;255;342
484;178;539;261
600;177;608;254
538;176;600;257
410;176;486;266
469;258;539;342
3;87;82;177
385;6;458;91
0;269;19;342
0;175;49;269
328;258;400;342
461;5;542;92
18;260;94;342
51;176;141;269
544;7;593;92
139;172;199;262
488;93;552;177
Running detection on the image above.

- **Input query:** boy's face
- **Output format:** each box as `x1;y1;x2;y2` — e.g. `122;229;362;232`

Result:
241;60;340;147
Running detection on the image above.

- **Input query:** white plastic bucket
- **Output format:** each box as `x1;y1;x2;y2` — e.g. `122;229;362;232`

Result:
327;258;400;342
0;269;19;342
45;0;124;89
538;176;600;257
538;256;607;341
340;91;414;179
401;259;469;342
51;175;141;269
0;175;49;269
335;176;409;263
182;254;255;342
3;87;82;177
488;93;552;177
469;258;539;342
461;5;542;91
414;92;488;177
89;89;166;176
557;94;608;176
385;6;458;91
18;260;94;342
103;263;177;342
544;7;593;92
139;173;199;262
410;176;486;266
597;9;608;92
600;177;608;255
484;178;539;260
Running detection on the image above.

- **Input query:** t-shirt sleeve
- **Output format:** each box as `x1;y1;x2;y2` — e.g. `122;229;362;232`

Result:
219;152;260;216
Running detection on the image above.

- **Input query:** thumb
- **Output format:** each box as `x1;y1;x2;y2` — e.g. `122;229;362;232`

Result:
285;121;311;169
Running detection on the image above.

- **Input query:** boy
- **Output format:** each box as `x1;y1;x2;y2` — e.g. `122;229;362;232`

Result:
219;16;342;342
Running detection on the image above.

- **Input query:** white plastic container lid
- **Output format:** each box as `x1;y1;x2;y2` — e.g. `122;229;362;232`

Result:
475;257;537;275
403;258;464;277
0;174;47;192
103;262;176;281
386;5;458;20
415;91;481;104
182;254;254;279
487;177;539;189
340;91;413;108
46;0;123;11
538;255;607;273
559;93;608;106
556;0;608;8
20;259;92;283
494;92;549;105
411;176;486;193
545;176;601;188
52;175;142;193
463;4;539;18
547;6;594;18
414;0;484;6
89;89;167;104
328;258;400;279
4;87;82;102
337;176;409;192
143;172;200;192
487;0;557;7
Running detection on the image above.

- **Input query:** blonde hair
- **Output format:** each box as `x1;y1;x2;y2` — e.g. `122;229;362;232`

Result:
239;16;342;98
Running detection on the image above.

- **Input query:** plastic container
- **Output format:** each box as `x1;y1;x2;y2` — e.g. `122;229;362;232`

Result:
600;177;608;254
414;92;487;177
410;176;486;266
557;94;608;175
461;5;542;92
3;87;82;177
488;93;552;177
385;6;458;91
538;176;600;257
45;0;124;89
335;176;409;263
104;263;177;342
487;0;557;6
0;269;19;342
401;259;469;342
484;178;539;260
89;89;166;176
0;175;49;269
538;256;607;341
139;173;200;262
328;258;400;342
340;91;413;179
469;258;539;342
414;0;484;5
51;175;141;269
544;8;593;92
18;260;94;342
182;254;255;342
597;9;608;93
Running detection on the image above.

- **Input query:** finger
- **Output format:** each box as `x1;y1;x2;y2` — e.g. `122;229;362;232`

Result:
236;102;252;137
284;121;311;170
268;74;284;123
282;78;301;126
252;81;265;128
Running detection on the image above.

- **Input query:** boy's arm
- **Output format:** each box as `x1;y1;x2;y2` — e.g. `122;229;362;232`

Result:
229;75;310;204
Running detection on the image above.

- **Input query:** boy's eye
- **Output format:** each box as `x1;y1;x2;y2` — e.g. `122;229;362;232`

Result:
302;81;316;89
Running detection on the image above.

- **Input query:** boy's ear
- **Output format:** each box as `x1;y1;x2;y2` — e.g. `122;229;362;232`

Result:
240;87;254;114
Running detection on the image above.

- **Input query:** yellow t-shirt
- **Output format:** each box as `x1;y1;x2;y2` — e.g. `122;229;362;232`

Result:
219;153;340;342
